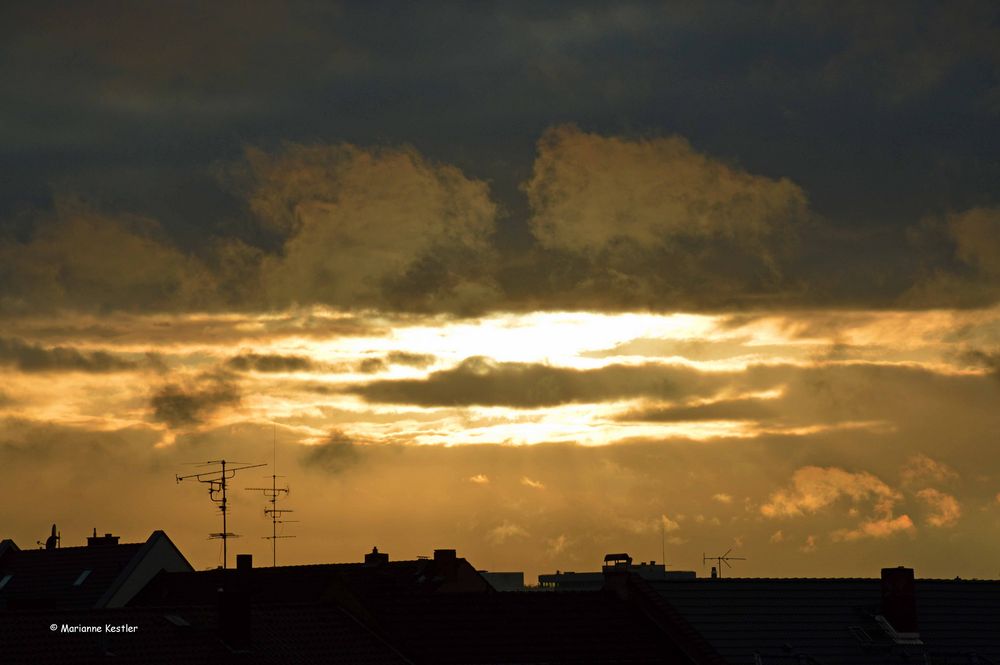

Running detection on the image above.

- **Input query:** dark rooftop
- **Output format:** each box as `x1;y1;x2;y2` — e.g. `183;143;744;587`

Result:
0;603;411;665
0;541;144;610
373;589;698;664
651;577;1000;664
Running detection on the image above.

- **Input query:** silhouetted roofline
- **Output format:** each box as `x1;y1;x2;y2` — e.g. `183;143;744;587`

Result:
96;530;193;608
0;539;19;560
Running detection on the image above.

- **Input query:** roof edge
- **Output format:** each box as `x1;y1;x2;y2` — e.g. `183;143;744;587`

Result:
96;531;193;608
0;538;21;562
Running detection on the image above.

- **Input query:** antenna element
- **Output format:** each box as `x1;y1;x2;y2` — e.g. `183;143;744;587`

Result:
176;459;266;568
245;425;298;566
702;549;746;578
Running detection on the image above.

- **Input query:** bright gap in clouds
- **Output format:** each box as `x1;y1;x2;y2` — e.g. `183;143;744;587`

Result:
3;307;998;449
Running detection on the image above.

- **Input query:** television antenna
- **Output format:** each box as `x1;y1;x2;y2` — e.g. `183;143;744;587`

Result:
246;425;298;567
176;460;265;569
702;549;746;578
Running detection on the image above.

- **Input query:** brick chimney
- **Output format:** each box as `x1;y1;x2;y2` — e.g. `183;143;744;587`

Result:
881;566;918;633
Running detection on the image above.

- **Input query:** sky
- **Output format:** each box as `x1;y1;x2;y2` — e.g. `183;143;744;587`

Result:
2;1;1000;581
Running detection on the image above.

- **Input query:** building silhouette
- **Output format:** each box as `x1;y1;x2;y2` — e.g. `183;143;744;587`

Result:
0;529;192;610
2;529;1000;663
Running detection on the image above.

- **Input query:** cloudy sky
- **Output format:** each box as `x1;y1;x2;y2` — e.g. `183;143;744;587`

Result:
2;1;1000;580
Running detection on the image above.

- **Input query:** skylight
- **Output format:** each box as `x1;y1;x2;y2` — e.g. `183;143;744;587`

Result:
73;570;92;586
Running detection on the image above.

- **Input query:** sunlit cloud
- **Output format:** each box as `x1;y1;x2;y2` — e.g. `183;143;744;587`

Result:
916;488;962;527
488;521;529;544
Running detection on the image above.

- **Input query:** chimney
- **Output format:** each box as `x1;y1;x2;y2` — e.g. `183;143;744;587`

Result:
434;548;456;563
881;567;918;633
433;549;458;581
236;554;252;571
710;566;718;579
364;546;389;566
87;532;119;547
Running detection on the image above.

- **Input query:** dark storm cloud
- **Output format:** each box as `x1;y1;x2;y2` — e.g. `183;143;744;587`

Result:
616;398;777;423
354;352;434;373
226;352;316;373
0;336;137;373
301;429;363;474
1;2;998;313
149;378;241;428
386;351;435;367
0;201;219;314
350;357;732;407
356;357;386;374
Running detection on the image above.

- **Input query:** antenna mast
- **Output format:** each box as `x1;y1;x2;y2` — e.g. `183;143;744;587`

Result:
702;549;746;578
246;426;297;567
176;459;266;568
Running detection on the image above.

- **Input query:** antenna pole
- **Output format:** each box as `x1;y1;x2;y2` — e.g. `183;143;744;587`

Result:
221;459;227;568
176;459;266;569
661;519;665;566
246;425;297;567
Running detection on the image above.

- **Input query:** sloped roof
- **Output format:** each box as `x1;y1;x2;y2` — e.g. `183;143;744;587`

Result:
650;577;1000;664
0;603;412;665
0;542;144;610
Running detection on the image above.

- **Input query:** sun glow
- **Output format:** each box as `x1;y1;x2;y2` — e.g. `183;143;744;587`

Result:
4;306;1000;450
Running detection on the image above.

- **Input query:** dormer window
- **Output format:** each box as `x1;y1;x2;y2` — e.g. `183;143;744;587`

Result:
73;570;92;586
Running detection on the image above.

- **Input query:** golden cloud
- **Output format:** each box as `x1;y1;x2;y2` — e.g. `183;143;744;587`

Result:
240;143;500;312
526;125;808;254
916;488;961;527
